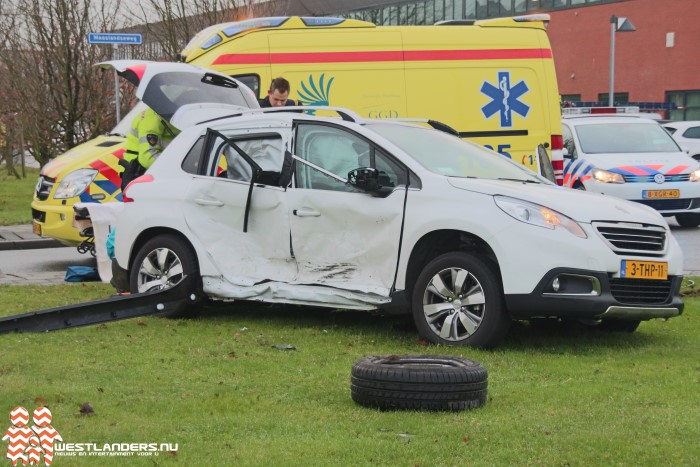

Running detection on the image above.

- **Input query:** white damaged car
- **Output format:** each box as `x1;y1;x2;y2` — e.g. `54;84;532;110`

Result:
111;107;685;348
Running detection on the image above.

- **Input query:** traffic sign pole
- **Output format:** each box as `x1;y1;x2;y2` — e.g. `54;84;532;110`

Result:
113;44;120;122
88;32;143;124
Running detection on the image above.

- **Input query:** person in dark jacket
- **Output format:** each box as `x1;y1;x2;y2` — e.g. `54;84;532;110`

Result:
259;77;301;107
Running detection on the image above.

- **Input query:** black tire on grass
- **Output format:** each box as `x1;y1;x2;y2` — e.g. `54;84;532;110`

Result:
350;355;488;411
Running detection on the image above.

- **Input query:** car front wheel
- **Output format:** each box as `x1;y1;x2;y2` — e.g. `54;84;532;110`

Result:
130;234;201;319
411;252;510;348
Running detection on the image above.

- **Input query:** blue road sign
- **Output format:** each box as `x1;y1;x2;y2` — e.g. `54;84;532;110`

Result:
88;33;142;45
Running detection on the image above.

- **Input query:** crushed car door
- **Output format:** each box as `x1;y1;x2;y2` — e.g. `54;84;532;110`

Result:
287;122;408;299
181;128;296;287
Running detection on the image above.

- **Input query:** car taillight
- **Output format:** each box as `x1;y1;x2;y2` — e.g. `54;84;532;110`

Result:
550;135;564;186
122;174;154;203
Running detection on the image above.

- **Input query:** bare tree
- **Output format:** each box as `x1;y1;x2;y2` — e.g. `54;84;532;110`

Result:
129;0;281;61
0;0;124;172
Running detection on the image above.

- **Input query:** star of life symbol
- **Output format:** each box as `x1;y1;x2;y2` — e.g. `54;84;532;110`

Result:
2;407;62;466
480;71;530;127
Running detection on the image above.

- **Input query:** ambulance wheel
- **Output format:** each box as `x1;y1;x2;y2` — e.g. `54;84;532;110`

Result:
411;252;510;348
675;213;700;228
130;234;201;319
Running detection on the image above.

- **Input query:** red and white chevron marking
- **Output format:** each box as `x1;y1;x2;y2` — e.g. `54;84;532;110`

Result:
2;425;33;464
26;437;41;466
9;407;29;428
31;408;52;429
31;426;61;466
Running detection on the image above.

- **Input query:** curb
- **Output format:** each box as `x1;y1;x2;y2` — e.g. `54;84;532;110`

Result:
0;238;64;251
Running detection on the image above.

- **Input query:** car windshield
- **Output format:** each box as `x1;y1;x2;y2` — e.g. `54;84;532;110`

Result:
575;122;681;154
367;122;545;182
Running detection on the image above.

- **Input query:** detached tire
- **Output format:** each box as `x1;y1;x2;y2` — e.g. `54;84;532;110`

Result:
130;234;201;319
351;355;488;411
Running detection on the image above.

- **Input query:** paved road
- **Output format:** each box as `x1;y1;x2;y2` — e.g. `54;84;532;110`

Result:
0;247;96;285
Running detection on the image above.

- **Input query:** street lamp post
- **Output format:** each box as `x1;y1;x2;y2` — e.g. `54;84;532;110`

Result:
609;15;636;107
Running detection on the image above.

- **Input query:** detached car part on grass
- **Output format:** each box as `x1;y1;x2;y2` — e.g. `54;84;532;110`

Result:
0;275;199;334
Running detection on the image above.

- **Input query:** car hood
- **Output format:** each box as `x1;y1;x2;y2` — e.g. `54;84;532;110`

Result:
577;152;699;175
446;177;665;224
40;135;125;181
97;60;259;122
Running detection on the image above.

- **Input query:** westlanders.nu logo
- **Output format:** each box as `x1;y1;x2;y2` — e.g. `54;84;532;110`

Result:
2;406;62;466
3;406;178;464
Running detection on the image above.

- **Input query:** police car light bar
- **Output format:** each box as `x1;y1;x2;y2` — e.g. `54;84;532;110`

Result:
562;106;640;115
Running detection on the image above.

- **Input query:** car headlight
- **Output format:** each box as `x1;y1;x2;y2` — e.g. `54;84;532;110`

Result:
591;168;624;184
690;169;700;182
495;196;587;239
54;169;98;199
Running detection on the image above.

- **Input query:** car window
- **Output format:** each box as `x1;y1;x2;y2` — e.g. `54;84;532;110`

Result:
205;133;284;184
294;124;405;191
182;136;206;174
142;71;253;120
663;126;677;135
232;74;260;98
562;123;577;158
574;122;681;154
682;126;700;139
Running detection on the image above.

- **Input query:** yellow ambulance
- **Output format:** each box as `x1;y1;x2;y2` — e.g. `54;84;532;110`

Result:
30;106;140;245
181;14;564;181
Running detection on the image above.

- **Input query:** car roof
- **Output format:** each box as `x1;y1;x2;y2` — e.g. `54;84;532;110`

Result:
562;115;660;125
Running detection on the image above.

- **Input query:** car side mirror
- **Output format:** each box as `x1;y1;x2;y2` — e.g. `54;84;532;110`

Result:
348;167;381;191
348;167;394;197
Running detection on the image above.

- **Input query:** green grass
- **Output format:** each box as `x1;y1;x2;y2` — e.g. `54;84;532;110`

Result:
0;282;698;466
0;167;38;225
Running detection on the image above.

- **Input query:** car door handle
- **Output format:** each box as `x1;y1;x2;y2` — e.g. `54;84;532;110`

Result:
293;207;321;217
194;198;224;207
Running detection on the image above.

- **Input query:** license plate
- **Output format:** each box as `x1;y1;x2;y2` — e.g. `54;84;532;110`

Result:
621;260;668;280
32;222;41;236
643;189;680;199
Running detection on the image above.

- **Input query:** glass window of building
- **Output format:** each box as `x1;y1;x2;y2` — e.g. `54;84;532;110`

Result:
445;0;455;21
455;0;463;18
514;0;527;13
598;92;629;105
425;1;434;24
435;0;445;22
465;0;476;18
476;0;487;18
668;91;700;121
416;2;425;24
500;0;513;15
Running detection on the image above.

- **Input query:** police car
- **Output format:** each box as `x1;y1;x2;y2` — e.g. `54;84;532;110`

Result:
561;107;700;227
104;105;684;349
